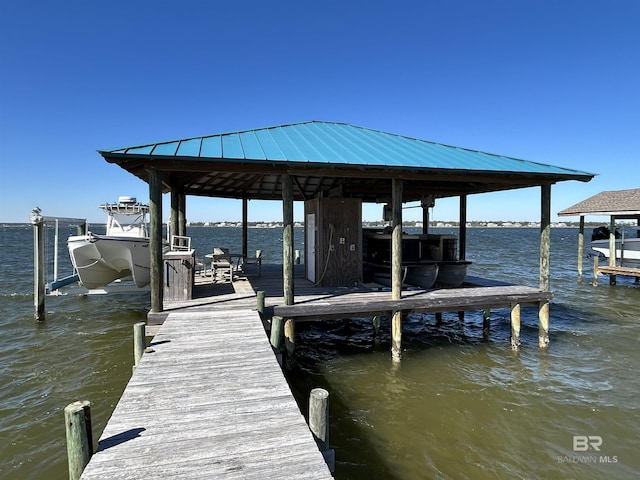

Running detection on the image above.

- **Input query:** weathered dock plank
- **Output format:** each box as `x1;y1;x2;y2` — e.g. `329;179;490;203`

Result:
81;309;332;479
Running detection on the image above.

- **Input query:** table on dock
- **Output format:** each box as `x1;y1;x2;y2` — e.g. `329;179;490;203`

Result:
81;307;333;479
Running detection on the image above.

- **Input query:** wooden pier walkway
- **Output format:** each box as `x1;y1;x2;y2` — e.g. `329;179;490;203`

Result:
81;300;333;478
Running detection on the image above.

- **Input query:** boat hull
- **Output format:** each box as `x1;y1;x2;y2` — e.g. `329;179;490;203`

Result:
68;234;151;289
591;238;640;266
369;262;439;289
435;261;472;288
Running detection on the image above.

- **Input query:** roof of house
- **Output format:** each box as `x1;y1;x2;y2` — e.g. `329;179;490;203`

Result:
558;188;640;217
99;120;595;203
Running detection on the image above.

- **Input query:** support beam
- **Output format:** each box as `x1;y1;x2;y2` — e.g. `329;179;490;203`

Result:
510;303;521;350
608;216;616;267
540;184;551;291
577;216;584;282
459;194;467;260
170;187;179;241
242;198;248;258
282;174;294;305
391;179;403;362
178;190;186;237
148;168;163;313
539;301;550;348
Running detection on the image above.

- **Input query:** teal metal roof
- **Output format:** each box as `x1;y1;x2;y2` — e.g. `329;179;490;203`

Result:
103;121;591;176
99;121;595;202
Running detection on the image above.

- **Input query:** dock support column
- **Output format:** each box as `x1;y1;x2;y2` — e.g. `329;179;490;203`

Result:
242;198;248;258
593;255;599;286
133;322;146;367
284;318;295;356
608;216;616;267
64;400;93;480
270;316;284;351
31;208;45;321
482;309;490;340
309;388;335;472
577;216;585;282
540;184;551;292
256;290;265;317
282;174;294;306
510;303;521;350
149;168;163;313
459;194;467;260
539;301;550;348
391;178;403;362
372;315;381;336
170;186;179;241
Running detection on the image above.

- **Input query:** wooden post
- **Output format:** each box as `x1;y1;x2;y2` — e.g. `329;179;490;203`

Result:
372;315;381;336
539;301;550;348
64;400;93;480
608;216;616;267
391;179;403;362
482;309;490;340
170;186;179;243
282;174;294;306
270;316;284;350
178;189;186;238
148;168;163;313
309;388;335;472
459;194;467;260
540;184;551;291
256;290;265;316
31;208;45;321
577;216;585;282
133;322;146;367
284;318;295;355
510;303;521;350
593;254;599;286
242;198;248;258
294;249;301;264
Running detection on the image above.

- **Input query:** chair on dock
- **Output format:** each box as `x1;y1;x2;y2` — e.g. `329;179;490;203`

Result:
240;249;263;276
210;247;234;282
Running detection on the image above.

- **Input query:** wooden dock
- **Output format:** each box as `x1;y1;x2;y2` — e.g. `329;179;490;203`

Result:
80;264;553;478
81;301;333;478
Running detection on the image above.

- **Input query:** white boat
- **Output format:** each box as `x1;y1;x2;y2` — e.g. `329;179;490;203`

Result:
67;197;153;289
591;226;640;267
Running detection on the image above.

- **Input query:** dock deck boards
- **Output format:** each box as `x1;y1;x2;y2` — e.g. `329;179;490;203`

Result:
83;264;551;479
81;307;333;479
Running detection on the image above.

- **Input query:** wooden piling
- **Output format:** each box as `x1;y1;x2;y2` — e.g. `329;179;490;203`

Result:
149;168;164;314
133;322;146;367
540;184;551;291
538;301;550;348
64;400;93;480
284;318;295;355
577;216;584;282
309;388;335;472
270;316;284;351
32;210;45;321
256;290;265;316
391;311;402;362
510;303;521;350
482;309;490;340
282;175;294;306
372;315;381;336
593;255;599;286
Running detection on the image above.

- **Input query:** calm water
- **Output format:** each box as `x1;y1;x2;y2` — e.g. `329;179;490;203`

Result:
0;225;638;479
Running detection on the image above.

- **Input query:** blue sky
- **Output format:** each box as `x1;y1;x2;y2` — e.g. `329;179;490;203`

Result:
1;0;638;224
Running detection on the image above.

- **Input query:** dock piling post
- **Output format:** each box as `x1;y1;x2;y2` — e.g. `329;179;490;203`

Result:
391;311;402;362
372;315;381;336
133;322;146;367
309;388;335;472
256;290;265;316
64;400;93;480
593;255;599;286
482;309;491;340
538;301;550;348
31;208;45;321
510;303;521;350
284;318;295;356
270;316;284;351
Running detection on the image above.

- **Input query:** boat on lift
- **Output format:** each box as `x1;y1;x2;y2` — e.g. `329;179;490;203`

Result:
67;197;153;289
590;226;640;267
